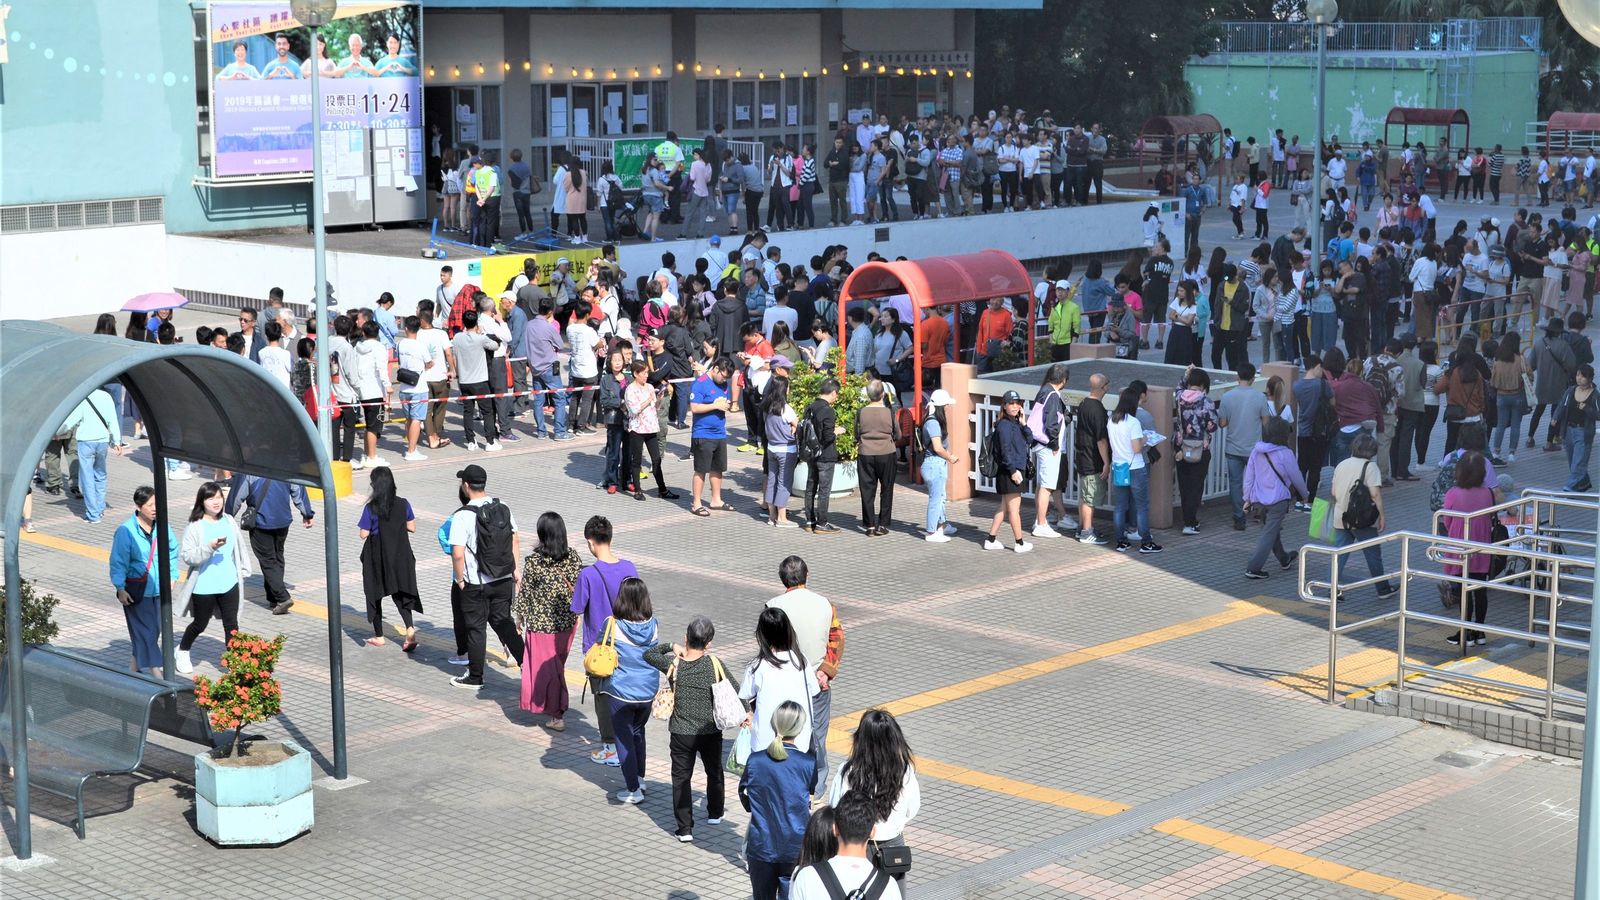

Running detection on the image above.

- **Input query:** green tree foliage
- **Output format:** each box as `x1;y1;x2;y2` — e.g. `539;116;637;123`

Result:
0;579;61;656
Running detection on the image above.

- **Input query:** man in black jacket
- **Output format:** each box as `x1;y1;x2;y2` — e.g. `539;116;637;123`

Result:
824;136;848;226
803;379;842;534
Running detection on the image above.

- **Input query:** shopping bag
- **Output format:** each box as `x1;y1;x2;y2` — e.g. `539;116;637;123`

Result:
724;726;753;776
1309;497;1335;543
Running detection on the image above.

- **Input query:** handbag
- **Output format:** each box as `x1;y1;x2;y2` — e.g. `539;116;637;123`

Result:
1309;497;1335;542
235;477;265;532
724;725;753;775
709;656;745;730
582;617;619;677
121;529;159;601
1112;461;1131;487
395;367;420;386
1180;438;1206;464
869;840;913;877
651;657;678;721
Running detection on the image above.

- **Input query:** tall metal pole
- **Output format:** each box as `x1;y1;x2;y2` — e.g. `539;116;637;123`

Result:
1311;21;1326;283
308;27;331;455
1579;498;1600;896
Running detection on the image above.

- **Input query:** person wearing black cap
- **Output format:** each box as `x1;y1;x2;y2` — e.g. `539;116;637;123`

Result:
983;391;1033;554
447;464;526;689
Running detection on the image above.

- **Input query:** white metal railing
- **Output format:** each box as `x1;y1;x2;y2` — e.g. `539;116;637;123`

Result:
1524;121;1600;152
1298;491;1597;719
1208;17;1540;56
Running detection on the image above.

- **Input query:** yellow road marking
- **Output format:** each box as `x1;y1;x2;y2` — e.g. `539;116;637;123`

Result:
1272;648;1445;701
1152;820;1471;900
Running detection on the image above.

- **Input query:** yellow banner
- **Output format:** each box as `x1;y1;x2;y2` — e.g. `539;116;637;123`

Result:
209;2;405;44
472;249;602;298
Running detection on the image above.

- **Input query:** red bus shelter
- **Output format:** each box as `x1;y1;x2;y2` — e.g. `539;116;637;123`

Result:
836;249;1033;420
1545;111;1600;153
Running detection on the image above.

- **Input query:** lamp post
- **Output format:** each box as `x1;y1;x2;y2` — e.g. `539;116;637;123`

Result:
1305;0;1336;287
290;0;348;782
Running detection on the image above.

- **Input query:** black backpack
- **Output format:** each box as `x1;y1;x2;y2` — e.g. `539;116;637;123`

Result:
1343;461;1381;530
978;427;1000;479
812;859;892;900
796;410;822;463
1310;380;1339;440
469;499;516;581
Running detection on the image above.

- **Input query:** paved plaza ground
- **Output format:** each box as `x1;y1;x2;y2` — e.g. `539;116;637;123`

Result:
2;188;1593;898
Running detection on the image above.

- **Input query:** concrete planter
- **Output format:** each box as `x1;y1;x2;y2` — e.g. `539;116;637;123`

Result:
194;740;314;846
790;460;858;498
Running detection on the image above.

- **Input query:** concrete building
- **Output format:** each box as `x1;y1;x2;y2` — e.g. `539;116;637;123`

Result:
1185;17;1541;152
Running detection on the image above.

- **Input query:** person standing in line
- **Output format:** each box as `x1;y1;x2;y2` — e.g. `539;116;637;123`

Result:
357;466;420;651
57;385;124;524
740;701;815;900
1291;355;1334;507
110;486;178;677
764;377;802;529
1218;364;1271;532
1106;386;1159;554
1392;336;1426;480
522;298;575;442
226;473;313;616
1242;418;1308;580
1439;451;1497;648
395;315;436;462
1070;374;1111;544
1489;334;1531;465
417;308;455;450
513;511;581;731
766;556;845;798
566;300;604;435
446;464;526;690
450;308;505;452
599;345;631;493
570;515;637;766
688;356;735;515
1559;364;1598;492
348;320;392;469
826;709;921;887
1416;340;1444;470
854;381;899;536
802;379;843;534
983;390;1034;554
646;615;741;841
1029;364;1075;538
920;390;961;543
622;360;674;501
174;481;251;674
1328;433;1399;600
595;576;660;804
1174;367;1220;535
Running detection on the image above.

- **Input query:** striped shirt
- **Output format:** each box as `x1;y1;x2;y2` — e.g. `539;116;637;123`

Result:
1488;152;1504;176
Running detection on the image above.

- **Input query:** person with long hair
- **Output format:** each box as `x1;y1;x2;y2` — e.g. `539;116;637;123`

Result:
1174;367;1219;535
920;390;960;542
357;466;419;650
1416;339;1444;467
740;700;814;899
1439;451;1496;648
1489;333;1530;464
1560;363;1599;492
740;607;818;755
794;806;839;871
174;481;251;675
596;576;660;803
638;154;668;242
983;390;1033;553
622;360;672;500
109;486;177;676
1163;279;1200;365
1108;386;1159;553
513;511;581;730
827;709;921;883
1435;346;1489;456
440;147;462;231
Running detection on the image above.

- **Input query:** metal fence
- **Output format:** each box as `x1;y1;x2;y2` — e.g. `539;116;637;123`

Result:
1207;17;1541;56
1525;121;1600;152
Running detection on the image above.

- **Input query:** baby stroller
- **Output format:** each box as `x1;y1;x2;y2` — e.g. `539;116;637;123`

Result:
616;201;641;239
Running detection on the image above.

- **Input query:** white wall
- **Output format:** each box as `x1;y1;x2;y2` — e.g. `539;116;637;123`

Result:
421;12;507;83
0;225;172;320
694;14;822;73
167;235;447;318
842;10;956;52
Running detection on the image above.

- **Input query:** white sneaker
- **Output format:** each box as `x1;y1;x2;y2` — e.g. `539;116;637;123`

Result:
707;817;723;825
942;523;958;536
1013;541;1034;554
1124;528;1141;541
403;450;428;461
1506;453;1516;463
1052;515;1080;531
982;538;1006;551
446;654;470;666
463;442;481;452
175;649;193;675
591;745;619;766
484;441;503;452
349;457;366;470
364;456;388;469
168;468;194;481
925;531;951;543
1030;524;1061;538
615;789;643;804
1182;525;1200;536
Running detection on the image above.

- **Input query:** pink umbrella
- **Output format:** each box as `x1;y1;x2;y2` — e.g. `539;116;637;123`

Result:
122;292;190;313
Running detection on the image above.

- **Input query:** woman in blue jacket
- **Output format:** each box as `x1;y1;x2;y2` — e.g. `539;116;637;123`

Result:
109;485;178;675
739;700;814;900
983;391;1034;553
597;576;660;804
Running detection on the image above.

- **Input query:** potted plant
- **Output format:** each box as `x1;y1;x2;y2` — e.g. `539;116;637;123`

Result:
191;633;313;846
0;578;61;655
788;348;871;496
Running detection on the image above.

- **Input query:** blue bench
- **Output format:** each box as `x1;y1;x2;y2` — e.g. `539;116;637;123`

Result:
0;646;216;838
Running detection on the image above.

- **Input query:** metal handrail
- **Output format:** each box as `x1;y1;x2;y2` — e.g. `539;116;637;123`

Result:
1298;528;1592;719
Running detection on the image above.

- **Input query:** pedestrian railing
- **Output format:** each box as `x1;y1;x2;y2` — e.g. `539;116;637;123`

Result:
1432;291;1535;346
1297;490;1596;718
1206;17;1541;57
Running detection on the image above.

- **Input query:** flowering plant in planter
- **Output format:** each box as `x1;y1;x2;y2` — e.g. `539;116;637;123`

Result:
193;633;285;759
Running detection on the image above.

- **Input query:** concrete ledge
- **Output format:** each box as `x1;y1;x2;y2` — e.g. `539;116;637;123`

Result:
1348;688;1585;759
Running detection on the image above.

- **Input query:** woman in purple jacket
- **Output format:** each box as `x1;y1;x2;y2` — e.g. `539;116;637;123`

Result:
1242;417;1309;580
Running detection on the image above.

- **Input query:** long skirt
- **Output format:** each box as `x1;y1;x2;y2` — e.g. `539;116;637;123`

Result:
520;627;574;717
124;590;162;669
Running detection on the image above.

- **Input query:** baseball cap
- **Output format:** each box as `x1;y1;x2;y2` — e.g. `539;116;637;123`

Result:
1055;280;1071;290
456;464;487;485
708;234;721;246
556;256;570;266
928;389;955;408
640;325;660;338
1489;244;1506;259
1001;390;1024;404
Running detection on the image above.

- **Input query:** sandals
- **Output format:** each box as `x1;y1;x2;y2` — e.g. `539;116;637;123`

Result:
691;506;711;517
712;502;734;512
401;633;418;653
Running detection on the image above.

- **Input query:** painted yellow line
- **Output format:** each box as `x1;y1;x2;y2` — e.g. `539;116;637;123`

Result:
1272;648;1451;702
1153;819;1471;900
914;757;1132;817
21;529;110;561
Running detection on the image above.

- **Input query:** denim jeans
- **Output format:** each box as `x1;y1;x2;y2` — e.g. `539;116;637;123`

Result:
1334;526;1396;595
878;180;899;221
1226;453;1249;525
921;456;948;533
1492;393;1525;458
1328;428;1371;472
602;423;624;487
529;363;569;437
1112;464;1151;542
1311;311;1338;354
749;858;795;900
77;440;109;522
607;698;650;793
1566;426;1594;492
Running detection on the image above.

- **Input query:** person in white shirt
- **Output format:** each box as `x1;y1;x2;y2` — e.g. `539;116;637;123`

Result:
1326;154;1347;191
417;309;454;450
787;792;904;900
394;315;436;461
1019;134;1043;209
826;709;920;887
762;289;799;343
566;300;604;433
256;320;293;389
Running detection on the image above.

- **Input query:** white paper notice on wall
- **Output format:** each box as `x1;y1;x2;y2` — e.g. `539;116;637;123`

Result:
760;103;776;121
828;102;839;125
399;174;419;192
847;108;864;125
551;97;569;137
355;179;372;204
631;93;649;126
735;105;751;123
575;111;591;138
375;163;391;187
786;105;798;126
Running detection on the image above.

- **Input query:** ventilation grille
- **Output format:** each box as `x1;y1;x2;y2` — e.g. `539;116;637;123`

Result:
0;197;164;234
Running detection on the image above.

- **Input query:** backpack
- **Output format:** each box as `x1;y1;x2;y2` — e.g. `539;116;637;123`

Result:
905;154;923;176
1310;380;1339;440
467;499;516;581
977;427;1000;478
813;859;893;900
1343;461;1381;530
1363;364;1395;412
796;410;822;463
1026;393;1052;445
1428;452;1459;512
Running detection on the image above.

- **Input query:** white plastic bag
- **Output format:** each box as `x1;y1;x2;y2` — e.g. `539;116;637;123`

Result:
725;726;753;775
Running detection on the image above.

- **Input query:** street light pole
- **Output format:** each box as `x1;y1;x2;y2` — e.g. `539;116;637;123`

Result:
307;27;331;455
1307;0;1336;288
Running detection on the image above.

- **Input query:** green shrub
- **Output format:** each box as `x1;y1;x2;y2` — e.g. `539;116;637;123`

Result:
0;579;61;657
787;348;872;461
